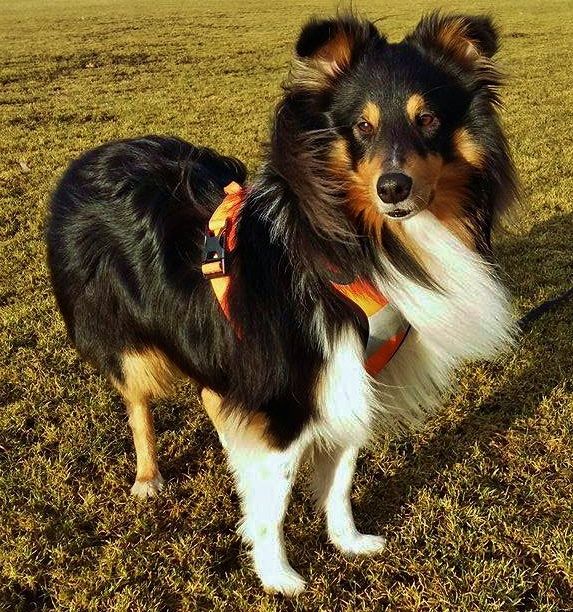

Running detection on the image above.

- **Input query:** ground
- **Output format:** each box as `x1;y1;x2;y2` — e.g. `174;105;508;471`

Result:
1;0;572;610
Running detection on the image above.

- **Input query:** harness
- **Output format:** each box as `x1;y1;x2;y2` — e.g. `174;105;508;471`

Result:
201;182;410;376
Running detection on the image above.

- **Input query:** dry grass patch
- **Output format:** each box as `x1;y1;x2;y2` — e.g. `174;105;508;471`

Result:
1;0;572;609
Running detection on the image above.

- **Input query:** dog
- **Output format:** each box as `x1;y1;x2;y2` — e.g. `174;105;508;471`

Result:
46;12;517;595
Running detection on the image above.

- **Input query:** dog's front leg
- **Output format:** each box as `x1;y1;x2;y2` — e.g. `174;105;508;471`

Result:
313;444;386;556
202;388;307;595
233;442;305;595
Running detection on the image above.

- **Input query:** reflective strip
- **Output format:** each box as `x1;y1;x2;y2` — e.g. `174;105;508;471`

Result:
365;302;409;359
365;328;409;376
364;302;410;376
332;281;410;376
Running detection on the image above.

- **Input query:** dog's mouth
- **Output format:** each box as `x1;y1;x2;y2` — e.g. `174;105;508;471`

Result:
385;207;417;220
378;188;434;222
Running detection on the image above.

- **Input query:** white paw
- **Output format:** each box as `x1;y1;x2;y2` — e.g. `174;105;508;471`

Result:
130;473;164;499
332;532;387;557
258;563;306;596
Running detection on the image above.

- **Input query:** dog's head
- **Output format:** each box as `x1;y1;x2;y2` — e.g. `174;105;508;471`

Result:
275;13;514;247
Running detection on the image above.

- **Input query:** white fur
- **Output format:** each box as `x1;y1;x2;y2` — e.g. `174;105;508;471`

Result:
218;422;309;595
302;328;387;566
374;210;517;427
312;326;375;449
313;444;386;555
130;474;164;499
214;326;383;596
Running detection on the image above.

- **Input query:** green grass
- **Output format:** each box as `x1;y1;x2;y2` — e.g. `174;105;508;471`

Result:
1;0;572;609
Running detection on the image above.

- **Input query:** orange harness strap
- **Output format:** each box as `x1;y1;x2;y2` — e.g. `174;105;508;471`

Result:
201;182;243;319
201;184;410;375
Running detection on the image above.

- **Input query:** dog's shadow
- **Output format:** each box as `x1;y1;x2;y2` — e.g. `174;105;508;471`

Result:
356;211;573;532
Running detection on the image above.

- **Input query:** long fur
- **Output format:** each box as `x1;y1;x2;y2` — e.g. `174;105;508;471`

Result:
46;12;518;595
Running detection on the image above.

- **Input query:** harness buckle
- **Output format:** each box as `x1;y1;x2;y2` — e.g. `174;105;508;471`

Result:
202;227;227;279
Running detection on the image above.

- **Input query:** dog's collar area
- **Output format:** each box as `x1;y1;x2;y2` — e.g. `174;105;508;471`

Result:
202;183;410;375
330;279;410;375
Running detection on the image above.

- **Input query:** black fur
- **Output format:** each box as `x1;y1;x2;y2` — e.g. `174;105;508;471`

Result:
47;13;516;448
295;15;380;59
48;137;245;383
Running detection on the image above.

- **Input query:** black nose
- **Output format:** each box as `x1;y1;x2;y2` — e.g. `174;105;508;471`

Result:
377;173;412;204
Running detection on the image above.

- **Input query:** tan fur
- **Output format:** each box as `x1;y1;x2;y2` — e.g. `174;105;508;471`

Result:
435;17;481;66
403;151;444;188
328;139;385;235
328;138;352;176
402;152;476;247
112;348;180;493
430;160;475;247
361;101;381;130
426;130;486;248
316;30;354;73
126;400;160;484
406;93;426;122
349;155;385;234
399;151;481;248
201;387;226;430
453;127;486;168
290;58;332;92
424;18;500;104
115;347;180;404
291;30;355;91
201;388;272;449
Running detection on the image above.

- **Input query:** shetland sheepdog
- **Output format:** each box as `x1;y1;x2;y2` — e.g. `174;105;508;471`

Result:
47;13;517;595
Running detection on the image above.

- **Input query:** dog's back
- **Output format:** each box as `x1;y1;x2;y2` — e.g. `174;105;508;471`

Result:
47;135;246;380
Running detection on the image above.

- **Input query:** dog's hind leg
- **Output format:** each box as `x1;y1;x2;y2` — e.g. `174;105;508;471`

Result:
112;348;179;499
125;399;164;498
312;444;386;556
202;388;307;596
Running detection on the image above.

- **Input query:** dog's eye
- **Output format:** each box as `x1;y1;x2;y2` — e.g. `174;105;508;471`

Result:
417;113;438;129
356;120;374;135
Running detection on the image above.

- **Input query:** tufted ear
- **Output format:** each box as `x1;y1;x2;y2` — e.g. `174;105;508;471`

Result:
406;12;499;69
292;16;380;90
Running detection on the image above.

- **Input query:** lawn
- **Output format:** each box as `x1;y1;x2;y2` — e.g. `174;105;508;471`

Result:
1;0;572;609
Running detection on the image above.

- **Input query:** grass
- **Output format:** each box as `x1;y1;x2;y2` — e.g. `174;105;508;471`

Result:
1;0;572;609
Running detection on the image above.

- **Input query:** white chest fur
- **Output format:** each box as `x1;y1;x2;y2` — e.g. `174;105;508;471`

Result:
312;326;376;448
313;211;517;440
374;211;517;429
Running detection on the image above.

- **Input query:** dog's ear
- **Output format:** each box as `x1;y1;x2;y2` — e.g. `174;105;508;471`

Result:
292;16;380;90
406;12;499;68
